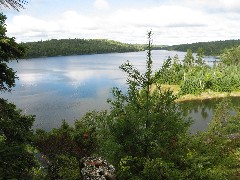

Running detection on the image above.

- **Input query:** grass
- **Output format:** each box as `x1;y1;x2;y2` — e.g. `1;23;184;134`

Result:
152;84;240;102
151;84;180;94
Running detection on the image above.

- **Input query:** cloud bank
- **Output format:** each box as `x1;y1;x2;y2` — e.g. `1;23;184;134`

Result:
93;0;110;10
5;0;240;45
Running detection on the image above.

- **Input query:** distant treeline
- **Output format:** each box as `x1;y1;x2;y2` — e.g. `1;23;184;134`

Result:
22;39;144;58
159;39;240;56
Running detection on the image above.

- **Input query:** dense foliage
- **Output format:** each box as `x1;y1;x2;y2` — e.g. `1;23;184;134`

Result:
33;112;103;179
1;11;239;178
0;13;37;179
220;45;240;65
0;13;26;92
98;32;191;170
95;33;239;179
154;46;240;95
159;39;240;56
0;99;37;179
184;98;240;179
23;39;144;58
30;32;238;179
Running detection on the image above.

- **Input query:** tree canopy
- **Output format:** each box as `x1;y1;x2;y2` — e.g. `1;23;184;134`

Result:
0;13;26;91
0;98;37;179
22;39;144;58
220;45;240;65
0;6;239;177
159;39;240;56
0;12;37;179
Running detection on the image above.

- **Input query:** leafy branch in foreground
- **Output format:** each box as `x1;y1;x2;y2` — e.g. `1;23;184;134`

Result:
0;13;26;92
0;13;37;179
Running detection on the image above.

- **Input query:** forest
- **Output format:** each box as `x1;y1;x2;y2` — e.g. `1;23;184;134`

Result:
154;47;240;95
1;15;240;178
159;39;240;56
22;39;144;58
0;1;240;178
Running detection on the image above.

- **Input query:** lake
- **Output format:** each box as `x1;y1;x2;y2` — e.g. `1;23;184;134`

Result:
1;50;234;132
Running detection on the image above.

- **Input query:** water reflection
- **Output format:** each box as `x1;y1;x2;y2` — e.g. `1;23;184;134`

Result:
179;97;240;133
1;50;224;131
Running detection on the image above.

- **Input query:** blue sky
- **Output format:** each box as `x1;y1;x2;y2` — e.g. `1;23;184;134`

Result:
3;0;240;45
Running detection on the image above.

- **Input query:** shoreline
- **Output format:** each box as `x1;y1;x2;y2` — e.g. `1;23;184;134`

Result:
21;49;145;60
156;84;240;102
176;91;240;102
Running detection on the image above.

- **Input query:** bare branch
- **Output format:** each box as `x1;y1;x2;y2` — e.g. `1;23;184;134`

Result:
0;0;28;11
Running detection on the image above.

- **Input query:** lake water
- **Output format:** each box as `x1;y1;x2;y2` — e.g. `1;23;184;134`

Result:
0;50;233;132
180;97;240;133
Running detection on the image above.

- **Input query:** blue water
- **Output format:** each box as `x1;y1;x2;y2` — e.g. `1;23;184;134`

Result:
1;50;218;131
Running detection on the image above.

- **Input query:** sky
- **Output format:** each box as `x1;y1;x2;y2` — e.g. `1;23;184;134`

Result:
3;0;240;45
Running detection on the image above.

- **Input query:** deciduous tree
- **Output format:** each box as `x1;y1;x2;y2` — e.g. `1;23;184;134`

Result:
0;13;26;92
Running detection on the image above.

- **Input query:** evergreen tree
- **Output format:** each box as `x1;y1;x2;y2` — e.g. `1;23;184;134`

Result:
0;99;36;179
0;13;37;179
23;39;143;58
100;31;191;178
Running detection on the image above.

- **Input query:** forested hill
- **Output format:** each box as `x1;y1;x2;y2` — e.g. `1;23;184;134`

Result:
22;39;144;58
159;39;240;56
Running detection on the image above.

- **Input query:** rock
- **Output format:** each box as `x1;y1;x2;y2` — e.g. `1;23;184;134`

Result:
81;156;115;180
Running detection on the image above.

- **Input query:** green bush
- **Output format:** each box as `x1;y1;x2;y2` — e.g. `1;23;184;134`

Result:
180;78;202;95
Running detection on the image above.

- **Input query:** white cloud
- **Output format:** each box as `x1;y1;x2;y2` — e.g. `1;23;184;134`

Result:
59;11;98;31
109;6;208;28
5;2;240;45
93;0;109;10
170;0;240;13
210;0;240;11
7;15;59;39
